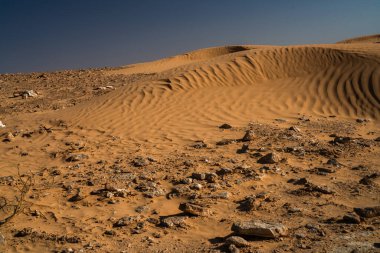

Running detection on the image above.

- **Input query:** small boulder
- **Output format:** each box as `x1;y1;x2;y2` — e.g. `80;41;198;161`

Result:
65;153;88;162
232;220;287;238
257;152;280;164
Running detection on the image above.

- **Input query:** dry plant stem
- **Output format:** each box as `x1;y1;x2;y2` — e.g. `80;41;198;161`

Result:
0;170;32;226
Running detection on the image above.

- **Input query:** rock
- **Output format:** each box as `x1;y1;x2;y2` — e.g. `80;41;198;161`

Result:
0;121;5;128
68;188;85;202
65;153;88;162
225;236;250;247
289;126;301;132
219;123;232;129
0;233;5;245
326;158;340;167
257;152;280;164
192;172;206;180
191;140;208;149
232;220;287;238
315;167;335;174
228;244;240;253
241;130;255;142
131;156;149;167
359;173;379;185
342;213;361;224
305;183;334;194
179;202;210;216
113;216;140;227
205;173;218;183
14;90;38;99
216;139;236;146
237;144;249;154
226;236;250;248
14;228;33;237
2;132;14;142
190;183;203;190
333;136;351;144
354;206;380;218
160;216;187;228
375;137;380;142
356;118;369;123
201;191;230;199
216;168;233;177
237;196;257;211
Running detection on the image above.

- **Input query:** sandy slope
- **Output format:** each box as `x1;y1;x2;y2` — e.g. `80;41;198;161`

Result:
0;36;379;253
51;43;380;146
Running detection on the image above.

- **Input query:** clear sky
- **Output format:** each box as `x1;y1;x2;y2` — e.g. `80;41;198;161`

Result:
0;0;379;73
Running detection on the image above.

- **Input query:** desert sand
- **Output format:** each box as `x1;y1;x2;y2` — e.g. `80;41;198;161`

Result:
0;35;379;252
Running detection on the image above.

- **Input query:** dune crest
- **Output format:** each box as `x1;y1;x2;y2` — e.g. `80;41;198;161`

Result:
53;43;380;144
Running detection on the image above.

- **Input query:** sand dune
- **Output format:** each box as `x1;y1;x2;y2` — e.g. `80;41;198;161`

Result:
53;43;380;145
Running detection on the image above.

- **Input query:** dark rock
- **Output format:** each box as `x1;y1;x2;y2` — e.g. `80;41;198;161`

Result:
131;156;149;167
237;144;249;154
257;152;280;164
205;173;218;183
333;136;351;144
14;228;33;237
192;172;206;180
326;158;340;167
231;220;287;238
216;139;236;146
359;173;379;185
219;123;232;129
191;141;208;149
241;130;255;142
68;188;85;202
354;206;380;218
216;168;233;177
342;213;361;224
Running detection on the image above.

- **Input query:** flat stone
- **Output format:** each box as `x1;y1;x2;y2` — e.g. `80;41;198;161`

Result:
231;220;287;238
160;216;187;228
179;202;210;216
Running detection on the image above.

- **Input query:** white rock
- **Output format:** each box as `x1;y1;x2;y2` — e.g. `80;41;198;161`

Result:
0;121;5;128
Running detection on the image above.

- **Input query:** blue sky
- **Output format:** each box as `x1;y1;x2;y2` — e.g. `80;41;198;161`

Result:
0;0;379;73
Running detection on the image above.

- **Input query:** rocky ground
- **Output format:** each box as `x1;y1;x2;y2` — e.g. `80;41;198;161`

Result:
0;70;380;253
